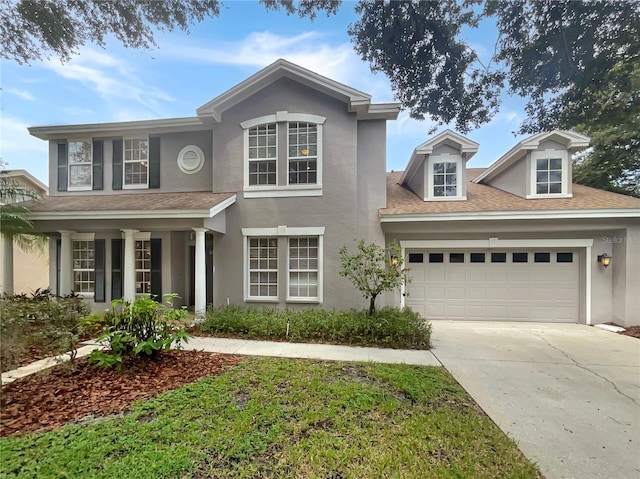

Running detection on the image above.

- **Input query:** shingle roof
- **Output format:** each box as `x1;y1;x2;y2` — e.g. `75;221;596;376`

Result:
381;169;640;215
26;191;235;213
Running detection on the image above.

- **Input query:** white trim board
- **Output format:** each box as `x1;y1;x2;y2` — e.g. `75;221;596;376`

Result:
381;209;640;222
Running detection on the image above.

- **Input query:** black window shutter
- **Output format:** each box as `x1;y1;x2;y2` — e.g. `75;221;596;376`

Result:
94;239;106;302
111;239;123;300
57;142;68;191
149;137;161;189
112;139;123;190
56;239;61;295
150;238;162;300
92;140;104;190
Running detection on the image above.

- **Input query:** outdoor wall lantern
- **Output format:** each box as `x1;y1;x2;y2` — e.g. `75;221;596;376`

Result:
597;253;612;268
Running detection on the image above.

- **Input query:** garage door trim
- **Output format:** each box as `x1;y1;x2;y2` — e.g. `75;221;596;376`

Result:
399;238;594;324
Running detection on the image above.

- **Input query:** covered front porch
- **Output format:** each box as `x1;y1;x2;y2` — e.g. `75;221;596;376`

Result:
17;191;237;319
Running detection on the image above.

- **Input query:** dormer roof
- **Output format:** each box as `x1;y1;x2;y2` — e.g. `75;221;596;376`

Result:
399;130;479;185
472;130;590;184
196;58;400;121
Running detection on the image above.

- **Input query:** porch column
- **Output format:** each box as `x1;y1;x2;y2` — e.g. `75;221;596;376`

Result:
1;234;13;296
193;228;207;321
122;229;138;301
58;230;74;295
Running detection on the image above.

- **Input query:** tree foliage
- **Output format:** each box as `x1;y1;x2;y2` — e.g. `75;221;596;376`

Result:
2;0;638;195
0;165;46;253
339;240;407;316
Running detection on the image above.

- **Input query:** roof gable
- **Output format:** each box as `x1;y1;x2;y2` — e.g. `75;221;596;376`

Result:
399;130;479;185
472;130;590;184
196;59;399;121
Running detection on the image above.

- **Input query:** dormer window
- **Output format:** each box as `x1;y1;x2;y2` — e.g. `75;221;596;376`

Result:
433;161;458;197
425;153;466;201
535;158;562;194
529;149;570;198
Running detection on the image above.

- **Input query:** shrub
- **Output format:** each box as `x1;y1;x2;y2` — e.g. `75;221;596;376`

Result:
201;306;431;349
0;288;90;372
89;294;191;369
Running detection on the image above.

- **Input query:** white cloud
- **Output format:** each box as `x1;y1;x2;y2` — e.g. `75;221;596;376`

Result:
160;31;386;96
5;88;34;101
0;116;49;183
39;49;175;118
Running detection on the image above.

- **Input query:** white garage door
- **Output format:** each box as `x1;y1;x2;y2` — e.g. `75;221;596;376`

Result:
405;250;579;322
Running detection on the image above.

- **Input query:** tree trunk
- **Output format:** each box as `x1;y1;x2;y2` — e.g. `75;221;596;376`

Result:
368;295;377;316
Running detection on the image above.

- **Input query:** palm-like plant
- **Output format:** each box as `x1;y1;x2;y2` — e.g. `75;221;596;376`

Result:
0;165;46;253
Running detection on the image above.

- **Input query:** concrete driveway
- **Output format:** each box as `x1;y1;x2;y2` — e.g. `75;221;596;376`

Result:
430;321;640;479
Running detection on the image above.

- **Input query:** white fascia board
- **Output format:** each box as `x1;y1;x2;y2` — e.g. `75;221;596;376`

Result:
357;103;401;120
398;150;421;185
29;117;210;140
30;209;212;220
380;209;640;222
400;238;594;249
208;195;237;218
474;130;591;184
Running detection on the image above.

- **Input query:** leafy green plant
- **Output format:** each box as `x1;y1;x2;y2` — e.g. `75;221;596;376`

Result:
89;293;191;369
201;305;431;350
0;288;89;372
339;240;408;315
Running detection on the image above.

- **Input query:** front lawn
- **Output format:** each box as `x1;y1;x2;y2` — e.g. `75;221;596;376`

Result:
1;358;541;479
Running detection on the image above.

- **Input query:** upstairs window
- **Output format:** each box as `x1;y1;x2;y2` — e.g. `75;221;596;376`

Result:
433;161;458;197
241;112;325;197
124;138;149;188
68;140;92;190
536;158;563;194
529;149;570;198
288;122;318;185
248;123;277;186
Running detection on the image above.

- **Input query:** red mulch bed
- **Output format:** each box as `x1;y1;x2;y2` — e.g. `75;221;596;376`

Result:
1;350;242;438
621;326;640;339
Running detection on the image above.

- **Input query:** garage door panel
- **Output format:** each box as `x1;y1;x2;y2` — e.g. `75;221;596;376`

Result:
405;249;579;322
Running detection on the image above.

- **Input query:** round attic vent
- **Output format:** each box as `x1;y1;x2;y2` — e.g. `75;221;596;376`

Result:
177;145;205;174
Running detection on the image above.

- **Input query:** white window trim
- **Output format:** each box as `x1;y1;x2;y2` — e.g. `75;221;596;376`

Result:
241;112;326;197
286;235;323;303
134;238;151;296
123;136;150;190
67;139;93;191
243;236;279;302
71;236;96;298
527;149;571;198
242;226;325;303
424;154;466;201
244;123;278;190
286;122;323;188
177;145;205;174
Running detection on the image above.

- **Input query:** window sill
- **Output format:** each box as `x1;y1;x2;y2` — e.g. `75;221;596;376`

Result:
68;186;92;192
422;196;467;202
123;184;149;190
245;297;280;303
525;193;572;199
286;298;321;304
244;185;322;198
75;292;95;299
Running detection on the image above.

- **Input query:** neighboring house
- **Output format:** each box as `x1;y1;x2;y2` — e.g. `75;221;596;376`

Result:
0;169;49;295
24;60;640;326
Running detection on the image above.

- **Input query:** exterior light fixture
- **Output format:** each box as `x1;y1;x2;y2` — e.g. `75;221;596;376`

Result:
300;148;309;156
597;253;612;268
389;256;399;266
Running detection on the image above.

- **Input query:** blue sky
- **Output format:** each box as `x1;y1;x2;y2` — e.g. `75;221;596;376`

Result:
1;1;530;185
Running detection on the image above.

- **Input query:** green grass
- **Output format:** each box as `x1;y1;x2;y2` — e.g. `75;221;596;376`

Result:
0;358;541;479
198;305;432;349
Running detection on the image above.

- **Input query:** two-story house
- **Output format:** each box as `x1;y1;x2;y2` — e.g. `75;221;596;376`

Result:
24;60;640;326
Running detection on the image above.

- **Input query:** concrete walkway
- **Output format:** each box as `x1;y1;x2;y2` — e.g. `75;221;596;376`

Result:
183;336;441;366
1;338;440;385
429;321;640;479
